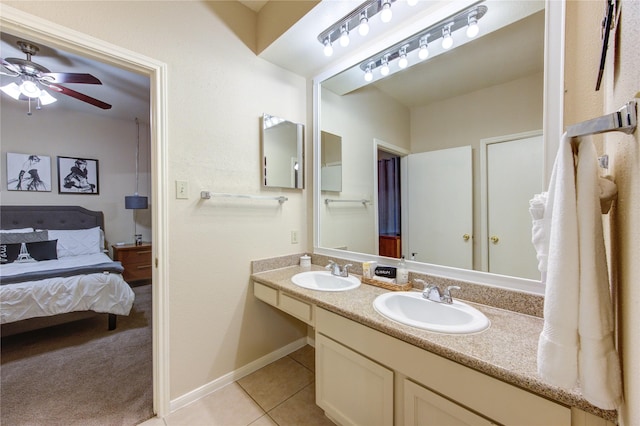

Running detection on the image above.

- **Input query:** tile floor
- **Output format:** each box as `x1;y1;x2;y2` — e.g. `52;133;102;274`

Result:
140;345;335;426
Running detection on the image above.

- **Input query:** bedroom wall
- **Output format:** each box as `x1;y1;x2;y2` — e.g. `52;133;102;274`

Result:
0;103;152;247
1;0;310;403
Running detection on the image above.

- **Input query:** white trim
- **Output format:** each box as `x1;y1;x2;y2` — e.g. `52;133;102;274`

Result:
479;130;543;273
0;5;170;417
168;337;308;413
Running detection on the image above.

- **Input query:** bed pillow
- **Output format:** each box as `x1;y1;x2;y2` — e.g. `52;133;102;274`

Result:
0;230;49;244
0;240;58;264
0;228;33;233
47;227;101;258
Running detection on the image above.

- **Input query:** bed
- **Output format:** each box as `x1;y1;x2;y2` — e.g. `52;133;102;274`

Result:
0;205;135;335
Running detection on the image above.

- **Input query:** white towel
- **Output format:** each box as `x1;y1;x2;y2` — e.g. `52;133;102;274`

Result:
537;134;622;410
576;139;622;410
537;133;580;388
529;192;548;282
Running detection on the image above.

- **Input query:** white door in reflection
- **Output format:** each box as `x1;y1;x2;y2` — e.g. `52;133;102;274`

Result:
483;131;542;280
407;146;473;269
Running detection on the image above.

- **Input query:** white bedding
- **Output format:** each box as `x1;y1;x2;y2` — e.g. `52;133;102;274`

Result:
0;253;135;324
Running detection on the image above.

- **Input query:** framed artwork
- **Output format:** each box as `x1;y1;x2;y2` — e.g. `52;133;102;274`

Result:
57;156;99;194
6;152;52;192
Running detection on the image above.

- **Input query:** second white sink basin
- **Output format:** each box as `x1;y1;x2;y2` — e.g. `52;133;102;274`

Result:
373;291;490;334
291;271;361;292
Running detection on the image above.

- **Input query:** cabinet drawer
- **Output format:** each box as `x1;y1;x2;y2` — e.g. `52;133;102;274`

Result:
116;248;152;264
280;293;313;324
254;282;278;306
123;263;153;282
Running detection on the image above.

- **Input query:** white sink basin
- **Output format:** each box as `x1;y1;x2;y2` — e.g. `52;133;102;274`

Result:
291;271;361;292
373;291;490;334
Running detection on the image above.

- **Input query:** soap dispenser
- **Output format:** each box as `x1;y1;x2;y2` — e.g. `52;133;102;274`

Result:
397;256;409;285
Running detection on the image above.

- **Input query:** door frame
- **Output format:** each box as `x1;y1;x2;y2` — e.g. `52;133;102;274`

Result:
372;139;409;257
479;130;543;273
1;6;170;417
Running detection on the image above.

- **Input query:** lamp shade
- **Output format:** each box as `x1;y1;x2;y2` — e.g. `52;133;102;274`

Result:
125;195;148;209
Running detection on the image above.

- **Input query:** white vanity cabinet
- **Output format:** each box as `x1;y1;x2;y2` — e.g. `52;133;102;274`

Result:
253;281;314;325
315;307;571;426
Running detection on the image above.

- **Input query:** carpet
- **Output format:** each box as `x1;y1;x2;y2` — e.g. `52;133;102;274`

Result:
1;284;154;426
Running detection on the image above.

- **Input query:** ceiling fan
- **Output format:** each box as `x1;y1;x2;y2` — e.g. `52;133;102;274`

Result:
1;40;112;114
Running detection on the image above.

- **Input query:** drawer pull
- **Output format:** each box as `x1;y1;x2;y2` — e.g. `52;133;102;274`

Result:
136;265;152;269
136;250;152;255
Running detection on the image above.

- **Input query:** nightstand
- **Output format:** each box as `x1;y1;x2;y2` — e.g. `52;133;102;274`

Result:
112;243;152;283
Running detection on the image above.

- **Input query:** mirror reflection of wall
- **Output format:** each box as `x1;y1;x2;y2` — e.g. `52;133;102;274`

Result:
262;114;304;189
320;131;342;192
317;1;545;281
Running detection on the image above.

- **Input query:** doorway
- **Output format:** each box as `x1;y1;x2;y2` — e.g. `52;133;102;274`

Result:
1;6;169;417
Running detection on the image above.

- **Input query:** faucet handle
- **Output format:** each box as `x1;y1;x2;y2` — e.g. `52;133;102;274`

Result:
423;284;443;302
342;264;353;276
442;285;461;304
325;260;336;269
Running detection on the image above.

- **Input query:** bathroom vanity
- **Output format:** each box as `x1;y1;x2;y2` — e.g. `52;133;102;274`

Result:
251;263;616;426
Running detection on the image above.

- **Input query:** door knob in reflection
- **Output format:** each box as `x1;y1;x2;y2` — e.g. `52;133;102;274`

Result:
462;234;471;241
490;236;500;244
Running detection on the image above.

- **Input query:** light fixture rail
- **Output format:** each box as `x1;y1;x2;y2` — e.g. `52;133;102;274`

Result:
200;191;288;204
566;101;637;138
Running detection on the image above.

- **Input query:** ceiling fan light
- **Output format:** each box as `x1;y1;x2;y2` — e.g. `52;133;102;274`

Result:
39;90;57;105
407;0;418;5
19;80;41;99
1;83;22;100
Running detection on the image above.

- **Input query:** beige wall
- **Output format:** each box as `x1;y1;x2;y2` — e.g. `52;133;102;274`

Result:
1;0;309;401
565;2;639;425
0;103;152;246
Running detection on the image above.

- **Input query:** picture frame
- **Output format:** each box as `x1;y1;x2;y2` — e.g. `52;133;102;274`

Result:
57;156;99;194
6;152;52;192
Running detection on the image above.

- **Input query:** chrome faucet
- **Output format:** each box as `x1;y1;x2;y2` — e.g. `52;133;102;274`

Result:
416;279;460;304
326;260;352;277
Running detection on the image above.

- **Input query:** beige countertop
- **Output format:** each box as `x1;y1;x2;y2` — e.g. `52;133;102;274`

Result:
251;264;616;423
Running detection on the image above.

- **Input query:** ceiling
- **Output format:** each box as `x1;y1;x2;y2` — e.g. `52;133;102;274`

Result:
0;31;150;122
1;0;544;120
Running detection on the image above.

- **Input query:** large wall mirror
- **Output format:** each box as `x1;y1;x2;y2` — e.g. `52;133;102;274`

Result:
314;0;564;293
262;113;304;189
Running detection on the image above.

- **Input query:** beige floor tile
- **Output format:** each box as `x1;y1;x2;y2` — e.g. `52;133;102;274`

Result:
268;383;335;426
248;414;278;426
238;356;314;411
138;416;167;426
289;345;315;372
165;383;265;426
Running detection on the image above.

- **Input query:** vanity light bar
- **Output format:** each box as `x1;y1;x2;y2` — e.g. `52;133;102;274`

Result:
358;4;487;78
317;0;400;56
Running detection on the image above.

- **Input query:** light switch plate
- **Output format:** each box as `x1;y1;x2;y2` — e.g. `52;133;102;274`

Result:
176;180;188;199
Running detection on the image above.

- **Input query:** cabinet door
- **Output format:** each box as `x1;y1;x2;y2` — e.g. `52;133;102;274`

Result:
404;379;495;426
316;333;393;426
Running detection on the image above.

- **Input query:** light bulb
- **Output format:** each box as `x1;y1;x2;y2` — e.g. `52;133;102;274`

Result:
418;39;429;60
442;26;453;49
380;1;392;23
380;59;390;76
339;26;350;47
323;39;333;56
466;12;479;38
466;20;479;38
398;47;408;69
364;68;373;82
359;14;369;36
20;80;41;99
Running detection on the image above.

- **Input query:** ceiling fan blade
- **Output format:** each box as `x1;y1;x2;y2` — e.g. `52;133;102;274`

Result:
1;58;22;76
43;73;103;85
47;83;112;110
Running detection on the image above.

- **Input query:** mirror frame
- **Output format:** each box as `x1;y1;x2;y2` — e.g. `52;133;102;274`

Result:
312;0;565;294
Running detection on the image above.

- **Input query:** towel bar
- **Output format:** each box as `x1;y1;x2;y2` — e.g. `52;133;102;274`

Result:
566;100;637;138
200;191;288;204
325;198;371;205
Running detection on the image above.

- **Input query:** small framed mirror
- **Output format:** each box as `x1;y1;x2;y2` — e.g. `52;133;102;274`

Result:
261;114;304;189
320;130;342;192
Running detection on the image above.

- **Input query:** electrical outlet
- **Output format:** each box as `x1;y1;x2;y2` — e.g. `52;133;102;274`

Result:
176;180;188;199
291;230;299;244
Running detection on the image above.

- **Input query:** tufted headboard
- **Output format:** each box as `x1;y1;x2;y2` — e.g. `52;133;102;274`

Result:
0;205;104;231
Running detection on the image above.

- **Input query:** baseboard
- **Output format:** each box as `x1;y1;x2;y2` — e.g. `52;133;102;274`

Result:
169;337;308;413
